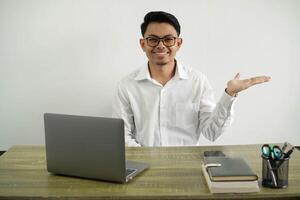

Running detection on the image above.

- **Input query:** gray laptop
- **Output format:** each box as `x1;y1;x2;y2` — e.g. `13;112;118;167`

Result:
44;113;148;183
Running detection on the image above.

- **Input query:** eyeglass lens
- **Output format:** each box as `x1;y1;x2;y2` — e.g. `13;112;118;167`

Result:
146;36;176;47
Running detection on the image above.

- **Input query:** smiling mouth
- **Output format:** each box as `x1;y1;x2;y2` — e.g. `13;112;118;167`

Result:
153;52;169;56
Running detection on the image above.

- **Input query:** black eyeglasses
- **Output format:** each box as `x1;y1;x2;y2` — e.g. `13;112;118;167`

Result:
145;36;177;47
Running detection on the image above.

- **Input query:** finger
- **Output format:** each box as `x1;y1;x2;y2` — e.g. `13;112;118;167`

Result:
249;76;271;86
234;73;240;79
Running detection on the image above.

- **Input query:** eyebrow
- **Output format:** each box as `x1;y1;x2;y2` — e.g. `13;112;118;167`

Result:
146;34;175;38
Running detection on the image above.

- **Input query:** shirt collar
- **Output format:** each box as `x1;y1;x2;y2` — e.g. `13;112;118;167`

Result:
176;62;189;79
134;63;151;81
134;61;190;81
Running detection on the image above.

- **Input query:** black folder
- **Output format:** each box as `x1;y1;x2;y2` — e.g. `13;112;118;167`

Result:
204;157;258;181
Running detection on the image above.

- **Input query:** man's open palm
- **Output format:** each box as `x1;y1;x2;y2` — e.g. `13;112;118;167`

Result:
226;73;271;96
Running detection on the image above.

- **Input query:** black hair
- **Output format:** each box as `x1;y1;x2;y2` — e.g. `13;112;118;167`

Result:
141;11;181;37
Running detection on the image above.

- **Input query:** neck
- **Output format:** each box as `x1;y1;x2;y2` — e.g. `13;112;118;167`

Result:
148;60;176;86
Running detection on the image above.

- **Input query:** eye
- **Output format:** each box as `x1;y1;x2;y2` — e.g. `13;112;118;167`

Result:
148;38;158;43
164;38;174;42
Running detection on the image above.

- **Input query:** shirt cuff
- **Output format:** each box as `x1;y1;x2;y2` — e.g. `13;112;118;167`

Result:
219;90;237;108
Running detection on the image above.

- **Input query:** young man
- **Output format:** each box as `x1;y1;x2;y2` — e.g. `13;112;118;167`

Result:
112;11;270;147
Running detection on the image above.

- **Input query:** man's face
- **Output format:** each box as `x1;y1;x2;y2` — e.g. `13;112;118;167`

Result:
140;22;182;67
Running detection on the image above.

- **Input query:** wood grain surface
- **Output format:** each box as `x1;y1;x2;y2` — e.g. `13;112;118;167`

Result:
0;144;299;199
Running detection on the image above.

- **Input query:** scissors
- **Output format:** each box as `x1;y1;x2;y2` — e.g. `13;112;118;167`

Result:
261;144;283;160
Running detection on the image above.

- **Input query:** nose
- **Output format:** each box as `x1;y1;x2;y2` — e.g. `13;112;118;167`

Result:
156;39;165;49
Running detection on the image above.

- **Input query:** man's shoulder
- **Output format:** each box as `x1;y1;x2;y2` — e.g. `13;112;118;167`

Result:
119;67;143;83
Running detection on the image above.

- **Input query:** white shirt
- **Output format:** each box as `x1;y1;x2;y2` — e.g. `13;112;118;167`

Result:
112;62;237;146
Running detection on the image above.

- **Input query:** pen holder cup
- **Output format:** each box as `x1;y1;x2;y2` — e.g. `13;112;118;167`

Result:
262;156;289;188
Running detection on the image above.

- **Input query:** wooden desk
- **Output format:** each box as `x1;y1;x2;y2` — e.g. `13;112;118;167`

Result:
0;145;299;199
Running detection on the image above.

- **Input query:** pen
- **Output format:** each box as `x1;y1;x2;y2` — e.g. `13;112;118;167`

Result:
276;146;295;169
284;147;295;159
281;142;288;153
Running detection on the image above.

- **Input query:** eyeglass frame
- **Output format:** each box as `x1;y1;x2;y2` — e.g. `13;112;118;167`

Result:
144;35;179;47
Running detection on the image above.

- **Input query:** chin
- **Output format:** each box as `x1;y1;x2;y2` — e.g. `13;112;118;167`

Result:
155;62;168;66
153;58;171;66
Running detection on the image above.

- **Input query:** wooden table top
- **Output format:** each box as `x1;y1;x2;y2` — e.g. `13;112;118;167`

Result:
0;144;299;200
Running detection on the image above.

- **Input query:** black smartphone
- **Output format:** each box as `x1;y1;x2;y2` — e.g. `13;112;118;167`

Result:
203;150;226;157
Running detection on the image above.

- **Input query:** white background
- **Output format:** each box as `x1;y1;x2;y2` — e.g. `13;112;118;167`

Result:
1;0;299;150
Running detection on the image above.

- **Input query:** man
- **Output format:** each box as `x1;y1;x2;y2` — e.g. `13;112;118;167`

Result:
112;11;270;147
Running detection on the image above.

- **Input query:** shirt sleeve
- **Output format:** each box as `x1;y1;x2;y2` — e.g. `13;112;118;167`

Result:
198;77;237;142
112;82;141;147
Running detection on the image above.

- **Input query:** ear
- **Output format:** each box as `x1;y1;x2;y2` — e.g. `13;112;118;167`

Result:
139;38;146;52
176;38;183;49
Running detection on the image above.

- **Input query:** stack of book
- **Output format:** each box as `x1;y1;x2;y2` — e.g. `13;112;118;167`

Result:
202;156;260;193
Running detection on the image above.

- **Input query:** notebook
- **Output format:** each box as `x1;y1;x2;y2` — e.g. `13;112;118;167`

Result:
44;113;149;183
201;164;259;193
203;157;258;181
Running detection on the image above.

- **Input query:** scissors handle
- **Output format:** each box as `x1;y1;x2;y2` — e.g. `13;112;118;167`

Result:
261;144;282;160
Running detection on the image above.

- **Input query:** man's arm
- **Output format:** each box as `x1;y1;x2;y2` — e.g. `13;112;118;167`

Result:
198;73;271;142
112;82;141;147
198;82;236;142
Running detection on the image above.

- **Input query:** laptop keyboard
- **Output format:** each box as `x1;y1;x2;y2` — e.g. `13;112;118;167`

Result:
126;168;137;176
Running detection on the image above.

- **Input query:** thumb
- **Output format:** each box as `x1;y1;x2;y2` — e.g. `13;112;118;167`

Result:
234;72;240;79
